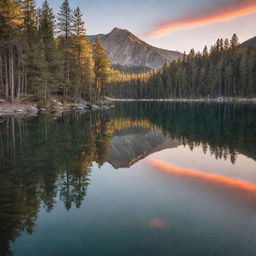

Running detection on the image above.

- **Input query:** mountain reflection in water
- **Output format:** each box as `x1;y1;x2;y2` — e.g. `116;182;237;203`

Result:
0;102;255;256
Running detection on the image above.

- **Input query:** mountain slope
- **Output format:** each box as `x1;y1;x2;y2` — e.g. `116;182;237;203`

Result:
242;36;256;47
88;28;181;69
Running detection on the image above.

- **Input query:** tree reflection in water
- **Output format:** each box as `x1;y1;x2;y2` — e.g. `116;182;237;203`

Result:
0;102;255;255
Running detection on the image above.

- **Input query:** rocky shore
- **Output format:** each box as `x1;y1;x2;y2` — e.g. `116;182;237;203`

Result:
0;98;114;116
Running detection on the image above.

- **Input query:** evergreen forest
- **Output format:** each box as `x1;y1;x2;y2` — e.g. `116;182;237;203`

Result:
110;35;256;99
0;0;110;103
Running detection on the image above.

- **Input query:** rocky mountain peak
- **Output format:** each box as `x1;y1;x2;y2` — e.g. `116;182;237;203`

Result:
88;28;182;69
108;27;141;42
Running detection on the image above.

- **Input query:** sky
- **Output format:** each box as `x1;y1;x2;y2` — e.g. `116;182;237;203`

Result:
36;0;256;52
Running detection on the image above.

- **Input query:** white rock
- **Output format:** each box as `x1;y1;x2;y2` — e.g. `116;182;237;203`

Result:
15;108;25;113
30;106;38;112
51;99;63;106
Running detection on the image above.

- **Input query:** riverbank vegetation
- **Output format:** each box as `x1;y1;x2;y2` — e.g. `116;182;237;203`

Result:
0;0;110;104
110;34;256;99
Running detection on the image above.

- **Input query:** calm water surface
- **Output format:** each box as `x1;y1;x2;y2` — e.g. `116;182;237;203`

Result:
0;102;256;256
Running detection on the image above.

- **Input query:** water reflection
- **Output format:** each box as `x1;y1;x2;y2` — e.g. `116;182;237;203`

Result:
0;102;255;255
0;112;112;255
147;158;256;192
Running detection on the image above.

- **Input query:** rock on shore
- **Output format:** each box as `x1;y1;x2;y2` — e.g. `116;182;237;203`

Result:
0;98;115;116
0;102;38;116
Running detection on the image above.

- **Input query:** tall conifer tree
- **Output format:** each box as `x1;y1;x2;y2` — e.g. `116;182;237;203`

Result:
93;37;110;100
57;0;73;100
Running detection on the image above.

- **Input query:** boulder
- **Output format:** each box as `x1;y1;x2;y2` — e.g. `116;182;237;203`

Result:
15;108;25;113
92;105;101;110
51;99;63;106
84;104;92;109
40;108;47;112
77;106;85;111
30;106;38;112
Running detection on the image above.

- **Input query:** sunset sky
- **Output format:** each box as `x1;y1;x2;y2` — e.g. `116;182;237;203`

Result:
36;0;256;52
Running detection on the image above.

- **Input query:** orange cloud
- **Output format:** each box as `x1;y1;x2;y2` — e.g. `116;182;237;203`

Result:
147;158;256;192
147;0;256;38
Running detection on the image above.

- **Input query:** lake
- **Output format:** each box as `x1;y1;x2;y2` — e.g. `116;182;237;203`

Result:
1;102;256;256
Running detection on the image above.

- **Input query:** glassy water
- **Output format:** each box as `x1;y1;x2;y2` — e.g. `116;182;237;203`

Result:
0;102;256;256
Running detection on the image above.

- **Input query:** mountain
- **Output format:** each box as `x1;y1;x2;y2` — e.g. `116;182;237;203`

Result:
242;36;256;47
88;28;182;69
107;126;181;169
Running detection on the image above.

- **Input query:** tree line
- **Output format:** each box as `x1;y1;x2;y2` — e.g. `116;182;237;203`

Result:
0;0;110;103
110;34;256;99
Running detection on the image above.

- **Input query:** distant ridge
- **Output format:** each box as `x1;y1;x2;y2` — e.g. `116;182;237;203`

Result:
242;36;256;47
88;28;181;69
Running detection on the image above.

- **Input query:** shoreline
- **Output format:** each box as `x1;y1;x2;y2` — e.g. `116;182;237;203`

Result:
0;99;114;117
1;97;255;116
109;97;256;104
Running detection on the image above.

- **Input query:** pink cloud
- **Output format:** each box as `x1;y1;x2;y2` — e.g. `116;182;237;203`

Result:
146;0;256;38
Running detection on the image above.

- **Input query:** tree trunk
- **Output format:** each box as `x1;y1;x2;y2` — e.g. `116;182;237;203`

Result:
9;48;15;102
17;49;21;100
89;83;92;102
21;70;24;95
4;53;9;100
24;70;27;94
0;52;3;95
17;73;21;100
44;83;47;102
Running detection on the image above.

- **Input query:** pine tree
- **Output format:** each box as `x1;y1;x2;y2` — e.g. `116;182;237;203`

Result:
239;50;248;96
230;34;239;49
93;37;110;100
72;7;86;64
224;38;230;50
161;62;170;96
57;0;73;100
71;7;93;102
21;0;45;98
72;7;86;37
38;0;57;101
0;0;22;102
39;1;55;62
81;43;94;101
21;0;37;43
203;46;209;58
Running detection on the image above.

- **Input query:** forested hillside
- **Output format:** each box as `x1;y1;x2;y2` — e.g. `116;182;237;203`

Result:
0;0;110;103
242;36;256;48
110;34;256;99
